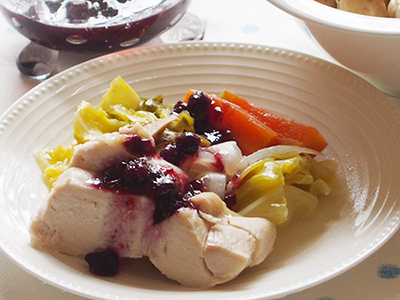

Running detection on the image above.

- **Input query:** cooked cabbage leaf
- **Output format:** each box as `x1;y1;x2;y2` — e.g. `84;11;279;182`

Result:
36;77;177;189
73;100;127;144
231;152;336;225
34;145;74;189
100;76;141;113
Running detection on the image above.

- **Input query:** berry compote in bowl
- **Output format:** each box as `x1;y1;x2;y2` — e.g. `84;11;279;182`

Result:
0;0;193;52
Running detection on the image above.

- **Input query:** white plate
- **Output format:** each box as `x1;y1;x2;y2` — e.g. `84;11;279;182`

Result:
1;42;400;300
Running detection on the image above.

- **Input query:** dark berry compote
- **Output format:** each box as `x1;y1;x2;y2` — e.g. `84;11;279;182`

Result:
90;134;202;225
173;91;235;145
0;0;192;52
160;131;201;166
85;133;204;276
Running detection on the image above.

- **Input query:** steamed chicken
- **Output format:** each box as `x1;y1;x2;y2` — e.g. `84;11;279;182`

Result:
31;127;276;287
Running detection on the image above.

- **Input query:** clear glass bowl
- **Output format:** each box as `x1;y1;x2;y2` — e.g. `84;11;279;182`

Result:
0;0;192;52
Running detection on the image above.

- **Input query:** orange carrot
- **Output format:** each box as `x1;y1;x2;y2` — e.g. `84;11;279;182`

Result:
183;90;279;155
220;90;327;152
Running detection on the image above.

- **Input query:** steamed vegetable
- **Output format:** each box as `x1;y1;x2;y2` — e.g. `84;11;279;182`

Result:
34;145;74;189
100;76;141;113
179;142;336;225
37;77;180;188
183;90;279;155
227;147;336;225
35;76;337;225
220;90;328;152
73;100;127;144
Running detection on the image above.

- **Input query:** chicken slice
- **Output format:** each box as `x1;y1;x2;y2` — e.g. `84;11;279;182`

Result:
31;130;277;287
70;123;154;173
30;167;155;258
227;216;276;266
147;207;218;287
203;224;256;279
147;192;276;287
30;167;111;256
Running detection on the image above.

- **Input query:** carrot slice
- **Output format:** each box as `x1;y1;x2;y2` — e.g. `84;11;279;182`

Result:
183;90;279;155
220;90;327;152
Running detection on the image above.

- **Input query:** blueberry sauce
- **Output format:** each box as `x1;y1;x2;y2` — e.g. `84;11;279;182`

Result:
173;91;234;145
85;130;223;276
123;134;156;157
84;249;120;276
204;129;233;145
175;132;200;156
91;157;193;224
223;193;237;209
159;144;181;166
185;179;206;198
160;132;200;166
66;1;91;23
89;134;204;224
87;134;203;275
1;0;192;52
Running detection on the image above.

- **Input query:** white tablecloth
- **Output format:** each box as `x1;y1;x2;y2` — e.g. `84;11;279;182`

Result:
1;0;400;299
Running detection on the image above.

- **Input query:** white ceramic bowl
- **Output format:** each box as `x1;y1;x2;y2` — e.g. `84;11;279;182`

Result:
266;0;400;98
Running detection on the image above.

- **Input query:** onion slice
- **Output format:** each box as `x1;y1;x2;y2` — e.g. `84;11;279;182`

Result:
238;145;323;171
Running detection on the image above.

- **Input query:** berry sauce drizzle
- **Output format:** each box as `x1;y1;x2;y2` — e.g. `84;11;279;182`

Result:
85;134;205;276
173;91;235;145
90;134;198;225
159;132;200;166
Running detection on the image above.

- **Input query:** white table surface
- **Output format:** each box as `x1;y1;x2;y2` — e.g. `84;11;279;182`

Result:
1;0;400;299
